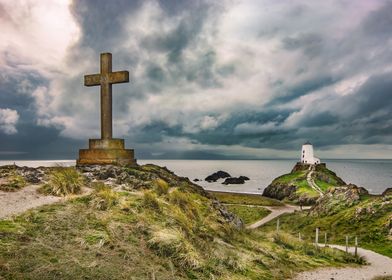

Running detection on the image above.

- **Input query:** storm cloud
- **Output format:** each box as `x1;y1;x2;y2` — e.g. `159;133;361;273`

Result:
0;0;392;159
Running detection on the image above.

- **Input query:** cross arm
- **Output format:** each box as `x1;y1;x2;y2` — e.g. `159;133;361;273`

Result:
84;74;101;86
109;71;129;84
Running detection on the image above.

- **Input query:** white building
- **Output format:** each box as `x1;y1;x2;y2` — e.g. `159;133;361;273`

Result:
301;142;320;165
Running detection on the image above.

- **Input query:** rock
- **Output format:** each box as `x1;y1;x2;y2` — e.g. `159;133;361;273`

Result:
205;171;231;182
24;173;41;184
222;177;246;185
263;184;297;200
239;176;250;181
310;184;367;216
382;188;392;196
212;200;243;229
193;178;200;182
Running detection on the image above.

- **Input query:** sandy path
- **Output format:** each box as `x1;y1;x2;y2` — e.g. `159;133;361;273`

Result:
246;204;304;229
307;165;324;196
293;244;392;280
0;185;92;219
0;185;63;219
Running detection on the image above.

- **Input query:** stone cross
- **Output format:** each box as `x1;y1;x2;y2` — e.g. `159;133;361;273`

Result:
84;53;129;139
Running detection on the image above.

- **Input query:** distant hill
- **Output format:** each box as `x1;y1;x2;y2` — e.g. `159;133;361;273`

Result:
263;163;346;205
261;184;392;258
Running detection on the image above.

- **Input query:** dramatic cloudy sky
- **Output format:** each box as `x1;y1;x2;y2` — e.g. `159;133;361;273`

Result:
1;0;392;160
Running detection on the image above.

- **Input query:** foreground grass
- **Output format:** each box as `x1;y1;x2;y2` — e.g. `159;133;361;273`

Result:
226;205;271;225
209;191;283;206
0;165;364;279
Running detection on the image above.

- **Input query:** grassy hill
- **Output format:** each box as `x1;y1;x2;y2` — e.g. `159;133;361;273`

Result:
0;165;363;279
260;185;392;258
263;163;346;205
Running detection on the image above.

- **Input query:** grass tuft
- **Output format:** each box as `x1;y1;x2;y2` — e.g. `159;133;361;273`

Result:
148;227;202;269
143;191;161;211
0;171;26;192
39;167;85;196
90;183;119;210
154;178;169;195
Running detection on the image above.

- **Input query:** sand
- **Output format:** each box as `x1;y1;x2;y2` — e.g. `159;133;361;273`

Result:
293;244;392;280
0;184;63;219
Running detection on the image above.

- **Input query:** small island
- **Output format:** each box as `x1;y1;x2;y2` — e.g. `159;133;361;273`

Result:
263;143;346;205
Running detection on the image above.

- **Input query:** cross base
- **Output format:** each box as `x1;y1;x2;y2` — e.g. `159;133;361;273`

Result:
77;139;137;166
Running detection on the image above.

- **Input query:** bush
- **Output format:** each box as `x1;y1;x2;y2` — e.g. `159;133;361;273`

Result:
39;167;84;196
90;183;119;210
0;171;26;192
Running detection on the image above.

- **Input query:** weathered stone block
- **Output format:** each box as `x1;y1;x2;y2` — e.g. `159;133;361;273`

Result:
77;139;136;166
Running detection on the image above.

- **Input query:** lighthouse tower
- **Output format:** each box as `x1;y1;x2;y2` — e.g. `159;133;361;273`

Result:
301;142;320;165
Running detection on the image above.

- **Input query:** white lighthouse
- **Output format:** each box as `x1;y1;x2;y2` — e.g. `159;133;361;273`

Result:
301;142;320;165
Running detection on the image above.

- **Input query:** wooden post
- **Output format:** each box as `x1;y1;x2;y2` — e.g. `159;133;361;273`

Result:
346;236;349;253
355;236;358;257
299;232;302;241
324;233;328;247
315;228;319;246
276;219;280;233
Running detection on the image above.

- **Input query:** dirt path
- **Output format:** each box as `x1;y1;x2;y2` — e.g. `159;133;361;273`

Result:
293;244;392;280
0;185;63;219
307;165;324;196
0;185;91;219
246;204;305;229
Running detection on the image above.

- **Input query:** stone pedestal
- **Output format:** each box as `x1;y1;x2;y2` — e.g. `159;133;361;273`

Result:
77;139;137;166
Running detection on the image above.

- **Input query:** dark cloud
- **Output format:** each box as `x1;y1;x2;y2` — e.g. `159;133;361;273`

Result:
1;0;392;159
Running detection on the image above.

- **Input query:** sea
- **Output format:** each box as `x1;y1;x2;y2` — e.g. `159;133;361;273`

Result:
0;159;391;195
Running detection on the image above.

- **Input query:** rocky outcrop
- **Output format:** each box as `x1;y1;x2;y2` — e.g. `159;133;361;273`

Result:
205;171;231;182
310;184;369;216
263;163;348;205
222;176;250;185
263;184;297;200
0;165;46;184
263;183;317;205
382;188;392;197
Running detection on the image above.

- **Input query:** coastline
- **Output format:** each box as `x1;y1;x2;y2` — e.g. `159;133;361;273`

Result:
0;159;391;194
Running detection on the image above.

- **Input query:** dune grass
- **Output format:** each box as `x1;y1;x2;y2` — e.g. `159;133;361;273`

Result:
0;171;26;192
38;167;85;196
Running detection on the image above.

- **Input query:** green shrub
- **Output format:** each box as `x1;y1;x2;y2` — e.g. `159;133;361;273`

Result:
0;171;26;192
90;183;119;210
39;167;84;196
